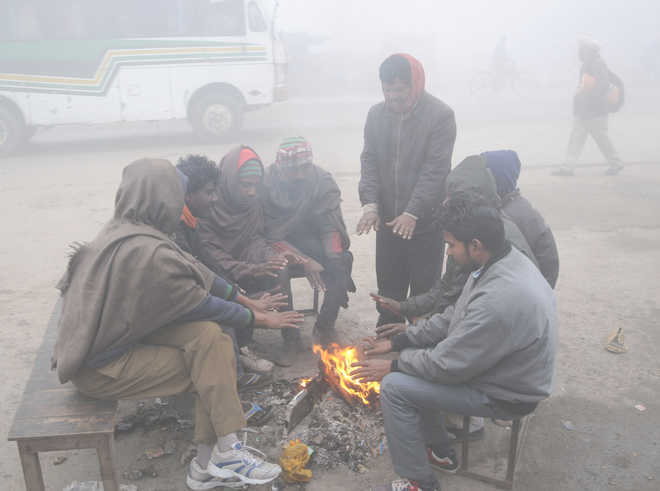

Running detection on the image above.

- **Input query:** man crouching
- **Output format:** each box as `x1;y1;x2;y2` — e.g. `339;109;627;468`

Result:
353;197;557;491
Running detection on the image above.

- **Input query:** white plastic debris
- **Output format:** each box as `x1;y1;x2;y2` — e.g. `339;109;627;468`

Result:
63;481;138;491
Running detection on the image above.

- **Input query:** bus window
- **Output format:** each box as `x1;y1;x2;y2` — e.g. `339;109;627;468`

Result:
247;2;267;32
203;0;246;37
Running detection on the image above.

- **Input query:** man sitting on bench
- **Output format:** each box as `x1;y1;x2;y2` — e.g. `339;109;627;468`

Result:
263;137;356;348
52;158;302;489
352;197;557;491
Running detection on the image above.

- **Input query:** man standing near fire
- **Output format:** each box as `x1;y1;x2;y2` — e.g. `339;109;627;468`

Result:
352;197;557;491
357;53;456;327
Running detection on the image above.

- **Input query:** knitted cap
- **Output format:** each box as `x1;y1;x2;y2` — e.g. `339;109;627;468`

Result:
276;136;313;169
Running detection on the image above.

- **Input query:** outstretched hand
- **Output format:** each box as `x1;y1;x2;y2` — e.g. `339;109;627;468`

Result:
370;293;402;315
385;214;416;240
375;323;406;339
350;359;391;383
252;292;289;312
361;336;393;356
356;211;380;235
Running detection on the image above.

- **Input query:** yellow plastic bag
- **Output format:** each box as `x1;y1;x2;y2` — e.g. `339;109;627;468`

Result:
280;439;312;483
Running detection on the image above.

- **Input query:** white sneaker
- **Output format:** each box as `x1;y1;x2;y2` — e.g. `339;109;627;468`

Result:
186;457;246;490
207;442;281;485
239;346;274;374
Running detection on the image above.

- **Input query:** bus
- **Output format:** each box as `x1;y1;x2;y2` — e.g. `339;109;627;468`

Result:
0;0;287;155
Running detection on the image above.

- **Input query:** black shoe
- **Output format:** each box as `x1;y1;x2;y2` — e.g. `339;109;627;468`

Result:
427;447;459;473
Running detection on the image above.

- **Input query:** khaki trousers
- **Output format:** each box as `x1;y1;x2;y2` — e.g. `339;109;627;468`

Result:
72;321;246;443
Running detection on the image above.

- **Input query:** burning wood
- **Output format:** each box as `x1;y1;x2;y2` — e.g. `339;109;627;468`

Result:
313;343;380;407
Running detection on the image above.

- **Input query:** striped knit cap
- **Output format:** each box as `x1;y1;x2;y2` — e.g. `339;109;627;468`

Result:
237;148;264;178
276;136;313;169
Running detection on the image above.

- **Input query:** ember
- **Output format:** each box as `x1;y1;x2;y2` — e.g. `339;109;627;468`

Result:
298;377;313;388
313;343;380;406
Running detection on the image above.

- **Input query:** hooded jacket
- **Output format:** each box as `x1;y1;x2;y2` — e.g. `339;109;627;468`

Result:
359;55;456;234
53;159;216;383
399;155;537;318
483;150;559;288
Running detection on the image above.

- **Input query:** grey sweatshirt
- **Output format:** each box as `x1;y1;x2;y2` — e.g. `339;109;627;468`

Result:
394;246;557;404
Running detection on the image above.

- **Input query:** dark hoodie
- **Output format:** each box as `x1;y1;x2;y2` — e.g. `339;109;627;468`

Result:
399;155;538;319
484;150;559;288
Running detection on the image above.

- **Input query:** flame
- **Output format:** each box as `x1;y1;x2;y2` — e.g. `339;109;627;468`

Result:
313;343;380;406
299;377;313;388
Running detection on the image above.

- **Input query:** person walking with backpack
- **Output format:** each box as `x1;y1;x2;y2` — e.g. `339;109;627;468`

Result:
554;38;624;176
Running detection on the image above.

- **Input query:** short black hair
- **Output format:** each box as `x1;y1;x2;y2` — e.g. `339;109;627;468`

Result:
379;54;411;85
440;194;505;252
176;155;219;194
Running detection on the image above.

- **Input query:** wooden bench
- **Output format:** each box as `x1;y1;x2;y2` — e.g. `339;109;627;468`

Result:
8;299;120;491
455;414;530;489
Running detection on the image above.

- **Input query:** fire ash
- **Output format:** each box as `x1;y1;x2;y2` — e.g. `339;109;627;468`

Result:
313;343;380;406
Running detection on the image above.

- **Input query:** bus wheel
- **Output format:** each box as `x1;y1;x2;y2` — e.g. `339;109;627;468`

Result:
0;105;26;157
190;93;243;141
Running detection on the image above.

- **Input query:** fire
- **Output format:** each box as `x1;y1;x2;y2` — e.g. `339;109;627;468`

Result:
298;377;313;388
312;343;380;406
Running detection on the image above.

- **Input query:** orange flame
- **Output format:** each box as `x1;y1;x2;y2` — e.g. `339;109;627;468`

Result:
313;343;380;406
299;377;313;388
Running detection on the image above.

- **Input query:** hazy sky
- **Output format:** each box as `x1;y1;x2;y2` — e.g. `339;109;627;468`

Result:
277;0;660;79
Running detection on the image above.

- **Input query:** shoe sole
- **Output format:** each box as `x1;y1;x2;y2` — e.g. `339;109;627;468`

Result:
207;466;281;485
186;474;246;490
429;460;459;474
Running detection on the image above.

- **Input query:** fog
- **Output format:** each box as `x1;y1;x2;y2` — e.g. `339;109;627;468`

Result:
2;2;660;490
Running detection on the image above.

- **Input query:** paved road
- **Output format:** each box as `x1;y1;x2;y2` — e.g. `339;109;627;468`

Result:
1;97;659;490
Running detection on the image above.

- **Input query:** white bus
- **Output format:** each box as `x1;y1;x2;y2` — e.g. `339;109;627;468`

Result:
0;0;287;155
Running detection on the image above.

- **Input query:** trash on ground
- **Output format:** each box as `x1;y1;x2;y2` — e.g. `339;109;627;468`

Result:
605;328;627;354
144;446;164;459
562;420;576;431
53;456;67;465
280;439;312;483
634;404;647;412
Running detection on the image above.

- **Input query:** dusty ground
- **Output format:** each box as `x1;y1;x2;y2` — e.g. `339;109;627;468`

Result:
1;94;660;491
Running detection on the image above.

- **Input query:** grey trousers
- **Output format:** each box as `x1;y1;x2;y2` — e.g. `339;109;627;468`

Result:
380;372;510;488
565;115;622;167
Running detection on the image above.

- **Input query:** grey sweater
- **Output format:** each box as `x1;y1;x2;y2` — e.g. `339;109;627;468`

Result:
394;246;557;404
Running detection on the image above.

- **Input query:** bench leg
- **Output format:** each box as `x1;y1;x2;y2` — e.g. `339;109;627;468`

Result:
17;441;45;491
505;418;522;483
97;435;119;491
313;289;319;315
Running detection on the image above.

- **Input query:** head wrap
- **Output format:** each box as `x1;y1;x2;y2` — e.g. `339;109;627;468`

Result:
394;53;426;110
276;136;313;170
482;150;522;197
238;148;264;179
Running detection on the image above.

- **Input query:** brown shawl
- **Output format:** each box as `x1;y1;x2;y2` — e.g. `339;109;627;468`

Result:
198;146;269;264
53;159;215;383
